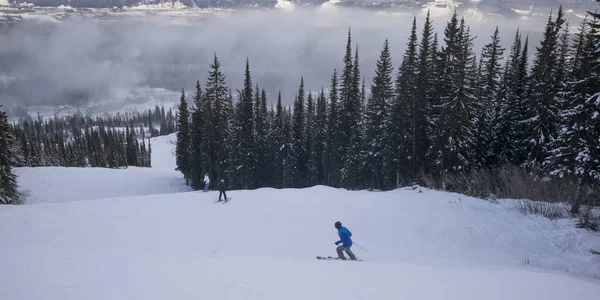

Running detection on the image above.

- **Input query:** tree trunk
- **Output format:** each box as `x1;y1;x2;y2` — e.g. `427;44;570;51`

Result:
570;178;585;215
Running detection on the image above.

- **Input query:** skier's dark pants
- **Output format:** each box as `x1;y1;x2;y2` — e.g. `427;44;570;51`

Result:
336;245;356;260
219;191;227;201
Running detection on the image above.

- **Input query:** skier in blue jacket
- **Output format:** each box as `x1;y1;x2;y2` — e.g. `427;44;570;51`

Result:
334;221;357;260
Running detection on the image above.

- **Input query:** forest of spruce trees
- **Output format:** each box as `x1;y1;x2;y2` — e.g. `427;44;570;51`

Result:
174;6;600;214
0;4;598;212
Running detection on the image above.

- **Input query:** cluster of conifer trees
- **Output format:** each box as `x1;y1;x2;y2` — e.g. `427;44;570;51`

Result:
175;6;599;206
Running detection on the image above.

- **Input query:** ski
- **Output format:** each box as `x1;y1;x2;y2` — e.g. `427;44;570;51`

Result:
316;256;338;260
316;256;362;261
214;197;231;203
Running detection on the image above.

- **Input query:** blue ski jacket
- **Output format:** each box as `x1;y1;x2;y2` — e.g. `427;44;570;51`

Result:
337;227;353;247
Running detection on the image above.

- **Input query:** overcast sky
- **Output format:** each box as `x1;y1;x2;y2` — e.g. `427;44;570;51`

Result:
0;6;577;109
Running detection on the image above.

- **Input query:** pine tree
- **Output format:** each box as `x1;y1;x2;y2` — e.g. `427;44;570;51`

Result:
494;29;524;165
175;88;191;183
476;26;505;168
272;91;286;188
189;80;206;189
545;12;600;213
254;89;269;187
306;91;318;186
431;15;479;174
205;54;231;183
414;10;436;178
231;58;257;189
512;35;531;165
313;88;328;185
341;46;365;189
521;7;566;169
292;77;307;187
283;106;300;187
0;106;20;204
339;29;354;156
387;18;419;187
367;39;394;189
325;70;342;187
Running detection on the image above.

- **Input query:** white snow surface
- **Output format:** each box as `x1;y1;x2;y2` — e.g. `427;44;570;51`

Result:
2;133;600;299
14;134;188;204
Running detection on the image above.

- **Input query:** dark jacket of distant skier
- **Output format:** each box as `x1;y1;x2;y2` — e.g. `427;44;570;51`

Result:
217;179;227;201
336;225;353;247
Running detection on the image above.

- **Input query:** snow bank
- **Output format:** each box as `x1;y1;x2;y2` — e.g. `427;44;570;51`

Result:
1;248;599;300
1;186;600;298
2;131;600;298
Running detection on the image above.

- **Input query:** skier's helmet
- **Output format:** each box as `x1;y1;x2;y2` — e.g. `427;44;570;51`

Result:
334;221;342;229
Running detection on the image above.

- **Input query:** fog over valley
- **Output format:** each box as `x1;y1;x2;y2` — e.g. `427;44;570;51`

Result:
0;6;582;117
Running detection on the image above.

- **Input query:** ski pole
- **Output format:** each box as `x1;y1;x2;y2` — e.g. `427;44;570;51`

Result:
353;242;370;254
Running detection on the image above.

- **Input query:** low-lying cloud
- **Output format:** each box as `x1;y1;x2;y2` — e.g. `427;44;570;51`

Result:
0;6;571;110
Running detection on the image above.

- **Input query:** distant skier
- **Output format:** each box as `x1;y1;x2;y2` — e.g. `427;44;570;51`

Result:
203;174;210;192
334;221;356;260
217;179;227;201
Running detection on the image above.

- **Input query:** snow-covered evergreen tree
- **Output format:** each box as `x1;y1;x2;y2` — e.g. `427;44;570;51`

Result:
292;77;307;187
205;54;231;183
229;59;257;189
189;80;206;189
0;106;20;204
324;70;342;187
306;92;318;186
415;11;436;178
493;30;525;165
312;89;328;185
544;13;600;213
476;26;504;168
431;15;479;174
175;88;191;183
520;7;566;169
366;39;394;189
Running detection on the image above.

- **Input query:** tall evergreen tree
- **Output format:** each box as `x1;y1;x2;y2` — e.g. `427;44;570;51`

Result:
387;18;419;187
476;26;505;168
306;92;318;186
367;39;394;189
414;10;436;178
283;107;300;187
431;15;479;174
272;91;286;188
175;88;191;183
341;46;365;189
313;88;328;185
0;106;20;204
339;29;355;156
545;12;600;213
493;30;524;165
292;77;307;187
521;7;566;168
205;54;231;182
325;70;342;187
255;89;270;187
230;58;257;189
189;80;206;189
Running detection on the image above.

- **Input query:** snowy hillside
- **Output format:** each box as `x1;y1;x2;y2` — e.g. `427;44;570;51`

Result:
1;133;600;299
14;134;188;204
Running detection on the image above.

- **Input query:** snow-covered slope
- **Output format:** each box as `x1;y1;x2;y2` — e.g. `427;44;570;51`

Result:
1;133;600;299
14;134;188;204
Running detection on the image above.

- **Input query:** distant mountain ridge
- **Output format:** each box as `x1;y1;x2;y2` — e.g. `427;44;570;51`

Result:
3;0;598;13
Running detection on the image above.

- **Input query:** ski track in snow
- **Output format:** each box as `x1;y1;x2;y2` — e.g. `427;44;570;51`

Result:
1;133;600;299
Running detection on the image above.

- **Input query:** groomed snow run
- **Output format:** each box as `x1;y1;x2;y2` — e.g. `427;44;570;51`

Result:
1;133;600;299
